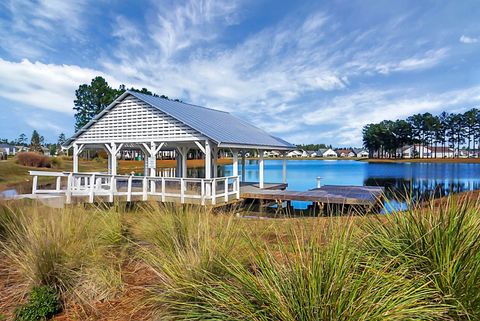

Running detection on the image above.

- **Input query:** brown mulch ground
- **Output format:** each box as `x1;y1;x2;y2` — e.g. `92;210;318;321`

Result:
0;258;160;321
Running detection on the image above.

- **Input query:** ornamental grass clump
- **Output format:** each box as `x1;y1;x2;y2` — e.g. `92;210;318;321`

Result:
361;196;480;319
144;216;446;320
131;203;250;315
0;202;125;309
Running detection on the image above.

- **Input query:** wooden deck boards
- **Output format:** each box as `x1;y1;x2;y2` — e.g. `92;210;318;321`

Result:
241;184;384;206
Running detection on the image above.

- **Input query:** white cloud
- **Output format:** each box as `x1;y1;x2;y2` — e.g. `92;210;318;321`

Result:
0;0;89;58
459;35;478;44
296;86;480;145
0;58;121;114
148;0;240;60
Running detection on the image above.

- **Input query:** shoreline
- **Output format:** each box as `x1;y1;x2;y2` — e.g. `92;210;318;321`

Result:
360;158;480;164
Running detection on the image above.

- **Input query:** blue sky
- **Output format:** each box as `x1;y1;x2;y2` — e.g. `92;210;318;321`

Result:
1;0;480;146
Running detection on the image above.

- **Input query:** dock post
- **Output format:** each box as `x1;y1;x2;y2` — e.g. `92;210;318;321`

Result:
259;151;264;188
205;140;212;196
109;175;114;203
89;174;95;203
142;177;148;201
201;179;205;205
32;175;38;194
241;151;246;182
127;175;132;202
224;177;228;203
56;176;62;191
232;149;238;177
66;173;72;204
316;177;321;188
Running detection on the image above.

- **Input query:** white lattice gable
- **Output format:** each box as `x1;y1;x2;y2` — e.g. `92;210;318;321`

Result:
76;95;205;143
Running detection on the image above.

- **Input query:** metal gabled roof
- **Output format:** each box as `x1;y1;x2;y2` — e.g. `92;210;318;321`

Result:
65;90;295;150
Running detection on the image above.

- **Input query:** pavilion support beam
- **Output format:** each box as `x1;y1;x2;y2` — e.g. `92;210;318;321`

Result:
205;140;212;196
73;143;79;173
241;151;246;182
232;149;238;177
282;152;287;184
177;147;189;178
212;147;218;178
175;151;182;178
105;143;123;175
259;150;264;188
142;142;164;178
138;144;149;176
72;143;85;173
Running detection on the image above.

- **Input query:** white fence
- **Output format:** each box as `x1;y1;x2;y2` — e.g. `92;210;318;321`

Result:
29;171;240;205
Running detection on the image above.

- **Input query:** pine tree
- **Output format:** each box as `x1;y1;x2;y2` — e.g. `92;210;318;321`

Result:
30;130;42;152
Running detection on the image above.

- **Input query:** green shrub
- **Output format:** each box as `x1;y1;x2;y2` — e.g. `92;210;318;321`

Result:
14;286;61;321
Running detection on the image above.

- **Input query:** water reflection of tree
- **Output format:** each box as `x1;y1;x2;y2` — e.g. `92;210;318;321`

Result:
364;177;480;204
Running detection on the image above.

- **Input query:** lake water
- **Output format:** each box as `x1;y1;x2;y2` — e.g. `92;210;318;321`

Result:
219;159;480;209
4;159;480;211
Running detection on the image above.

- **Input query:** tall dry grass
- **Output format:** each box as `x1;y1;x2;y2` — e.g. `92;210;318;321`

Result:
360;196;480;319
141;215;446;320
0;201;125;310
1;195;480;320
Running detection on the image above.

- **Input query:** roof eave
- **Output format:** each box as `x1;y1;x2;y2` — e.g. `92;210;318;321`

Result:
217;142;295;151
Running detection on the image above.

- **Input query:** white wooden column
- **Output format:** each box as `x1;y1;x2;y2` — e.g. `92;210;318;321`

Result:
142;142;164;177
259;150;264;188
72;143;85;173
241;151;246;182
73;143;79;173
205;140;212;197
105;143;123;175
232;149;238;177
212;147;218;178
282;152;287;184
177;147;189;178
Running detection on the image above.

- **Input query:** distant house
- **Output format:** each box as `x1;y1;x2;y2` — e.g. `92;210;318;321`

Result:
353;148;369;158
0;143;17;156
430;146;455;158
401;145;454;158
16;146;30;153
287;150;303;158
306;150;317;157
336;148;356;158
468;149;480;158
319;148;337;158
264;150;281;158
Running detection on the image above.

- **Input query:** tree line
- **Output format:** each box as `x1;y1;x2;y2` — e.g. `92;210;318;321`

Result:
362;109;480;158
1;131;66;156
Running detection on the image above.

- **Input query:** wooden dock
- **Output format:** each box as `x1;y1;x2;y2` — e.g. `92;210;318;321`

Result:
241;184;384;208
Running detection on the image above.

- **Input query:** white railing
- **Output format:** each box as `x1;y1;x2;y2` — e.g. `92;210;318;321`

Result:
29;171;241;205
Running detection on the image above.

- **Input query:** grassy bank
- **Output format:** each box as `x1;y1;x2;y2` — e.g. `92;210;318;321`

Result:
1;195;480;320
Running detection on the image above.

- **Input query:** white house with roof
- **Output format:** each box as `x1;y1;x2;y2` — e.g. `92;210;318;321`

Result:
353;148;369;158
0;144;17;156
287;150;303;157
28;90;295;205
318;148;337;158
401;145;454;158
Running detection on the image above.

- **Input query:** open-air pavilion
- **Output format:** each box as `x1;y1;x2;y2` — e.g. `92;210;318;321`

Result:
30;90;295;205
